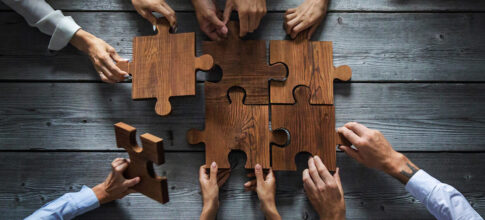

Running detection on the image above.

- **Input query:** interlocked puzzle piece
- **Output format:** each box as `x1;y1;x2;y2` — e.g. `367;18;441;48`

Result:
114;122;169;203
271;86;348;171
117;18;213;116
187;87;287;169
270;35;352;104
202;21;286;104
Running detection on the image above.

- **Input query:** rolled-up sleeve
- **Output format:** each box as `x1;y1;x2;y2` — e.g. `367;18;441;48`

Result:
25;185;100;220
2;0;81;50
405;170;483;220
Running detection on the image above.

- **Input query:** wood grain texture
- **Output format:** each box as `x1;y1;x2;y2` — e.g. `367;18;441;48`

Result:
1;83;484;151
270;37;351;104
187;87;286;169
1;152;484;219
1;12;485;82
114;122;168;203
117;18;213;116
271;86;337;171
202;21;286;104
2;0;484;11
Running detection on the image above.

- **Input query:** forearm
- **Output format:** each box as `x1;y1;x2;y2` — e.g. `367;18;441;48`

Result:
70;29;96;53
261;201;281;220
200;201;219;220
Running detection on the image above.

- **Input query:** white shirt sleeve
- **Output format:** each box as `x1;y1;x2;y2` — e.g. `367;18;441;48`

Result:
24;185;100;220
405;170;483;220
2;0;81;50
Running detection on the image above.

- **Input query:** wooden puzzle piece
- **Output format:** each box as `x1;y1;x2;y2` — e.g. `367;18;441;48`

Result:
114;122;169;203
117;18;213;116
271;86;347;171
187;87;287;169
202;21;286;104
270;35;352;104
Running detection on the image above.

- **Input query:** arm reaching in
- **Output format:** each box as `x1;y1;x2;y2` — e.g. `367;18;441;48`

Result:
192;0;228;41
284;0;329;39
199;162;231;220
223;0;267;37
338;122;483;220
244;164;281;220
303;156;345;220
25;158;140;220
132;0;177;28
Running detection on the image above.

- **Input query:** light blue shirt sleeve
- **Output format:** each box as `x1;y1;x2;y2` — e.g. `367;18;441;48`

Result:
25;185;100;220
405;170;483;220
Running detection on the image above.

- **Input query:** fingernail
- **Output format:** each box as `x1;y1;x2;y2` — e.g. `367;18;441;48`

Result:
211;161;216;168
255;164;261;170
314;155;320;160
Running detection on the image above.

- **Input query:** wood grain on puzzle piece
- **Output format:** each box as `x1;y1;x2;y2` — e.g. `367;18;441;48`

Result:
187;87;286;169
270;35;352;104
202;21;286;104
271;86;345;171
114;122;169;203
116;18;213;116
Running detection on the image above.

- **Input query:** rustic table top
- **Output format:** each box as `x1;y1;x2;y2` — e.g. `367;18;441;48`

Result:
0;0;484;219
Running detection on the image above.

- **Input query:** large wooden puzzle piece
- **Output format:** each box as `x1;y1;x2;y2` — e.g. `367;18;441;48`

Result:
271;86;347;171
202;21;286;104
117;18;213;116
114;122;169;203
270;35;352;104
187;87;287;169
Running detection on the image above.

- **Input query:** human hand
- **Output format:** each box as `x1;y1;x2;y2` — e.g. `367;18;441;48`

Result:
337;122;420;184
91;158;140;204
199;162;230;220
70;30;128;83
223;0;267;37
192;0;228;40
132;0;176;28
303;156;345;220
244;164;281;220
284;0;329;39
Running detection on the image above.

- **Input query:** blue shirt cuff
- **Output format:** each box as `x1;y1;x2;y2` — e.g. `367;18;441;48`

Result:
73;185;100;215
405;170;441;203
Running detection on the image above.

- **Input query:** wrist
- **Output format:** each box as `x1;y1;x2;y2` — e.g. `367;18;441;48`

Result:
70;29;95;53
92;183;110;205
383;152;407;176
261;200;280;219
202;199;219;213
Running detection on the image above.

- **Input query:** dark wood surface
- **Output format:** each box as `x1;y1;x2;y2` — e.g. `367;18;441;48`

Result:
1;0;484;219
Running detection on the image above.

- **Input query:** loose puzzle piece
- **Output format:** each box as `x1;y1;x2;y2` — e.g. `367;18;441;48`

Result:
202;21;286;104
187;87;287;169
271;86;347;171
117;18;213;116
270;35;352;104
114;122;169;203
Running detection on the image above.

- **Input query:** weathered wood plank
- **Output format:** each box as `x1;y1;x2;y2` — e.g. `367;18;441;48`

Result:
2;0;485;12
1;12;484;81
0;83;484;151
0;152;483;219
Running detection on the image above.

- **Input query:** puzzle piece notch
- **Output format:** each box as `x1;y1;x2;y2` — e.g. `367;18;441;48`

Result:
114;122;169;204
187;87;287;169
271;86;345;171
116;18;213;116
269;39;352;105
202;21;287;104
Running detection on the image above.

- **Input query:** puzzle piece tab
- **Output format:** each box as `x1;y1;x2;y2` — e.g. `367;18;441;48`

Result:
271;86;347;171
202;21;286;104
270;36;352;104
114;122;169;203
187;87;287;169
117;18;213;116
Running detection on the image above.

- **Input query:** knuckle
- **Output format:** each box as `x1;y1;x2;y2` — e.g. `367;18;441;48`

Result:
317;185;325;192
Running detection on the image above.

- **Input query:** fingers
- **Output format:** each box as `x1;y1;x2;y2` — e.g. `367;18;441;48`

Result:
207;14;228;35
307;23;319;40
123;176;140;188
156;4;177;28
223;4;233;24
209;161;218;184
112;158;129;173
291;20;311;39
338;145;362;163
199;165;209;181
138;9;157;24
217;170;230;187
308;157;325;188
254;164;264;183
344;122;368;136
238;11;249;37
334;167;344;193
302;168;317;192
337;126;361;146
266;168;275;182
244;179;256;191
313;156;333;184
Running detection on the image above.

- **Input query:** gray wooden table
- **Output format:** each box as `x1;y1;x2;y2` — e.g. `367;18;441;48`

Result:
1;0;484;219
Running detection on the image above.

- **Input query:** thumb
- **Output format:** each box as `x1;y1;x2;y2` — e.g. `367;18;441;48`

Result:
208;15;228;35
254;164;264;183
123;176;140;188
209;161;218;183
223;4;233;24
